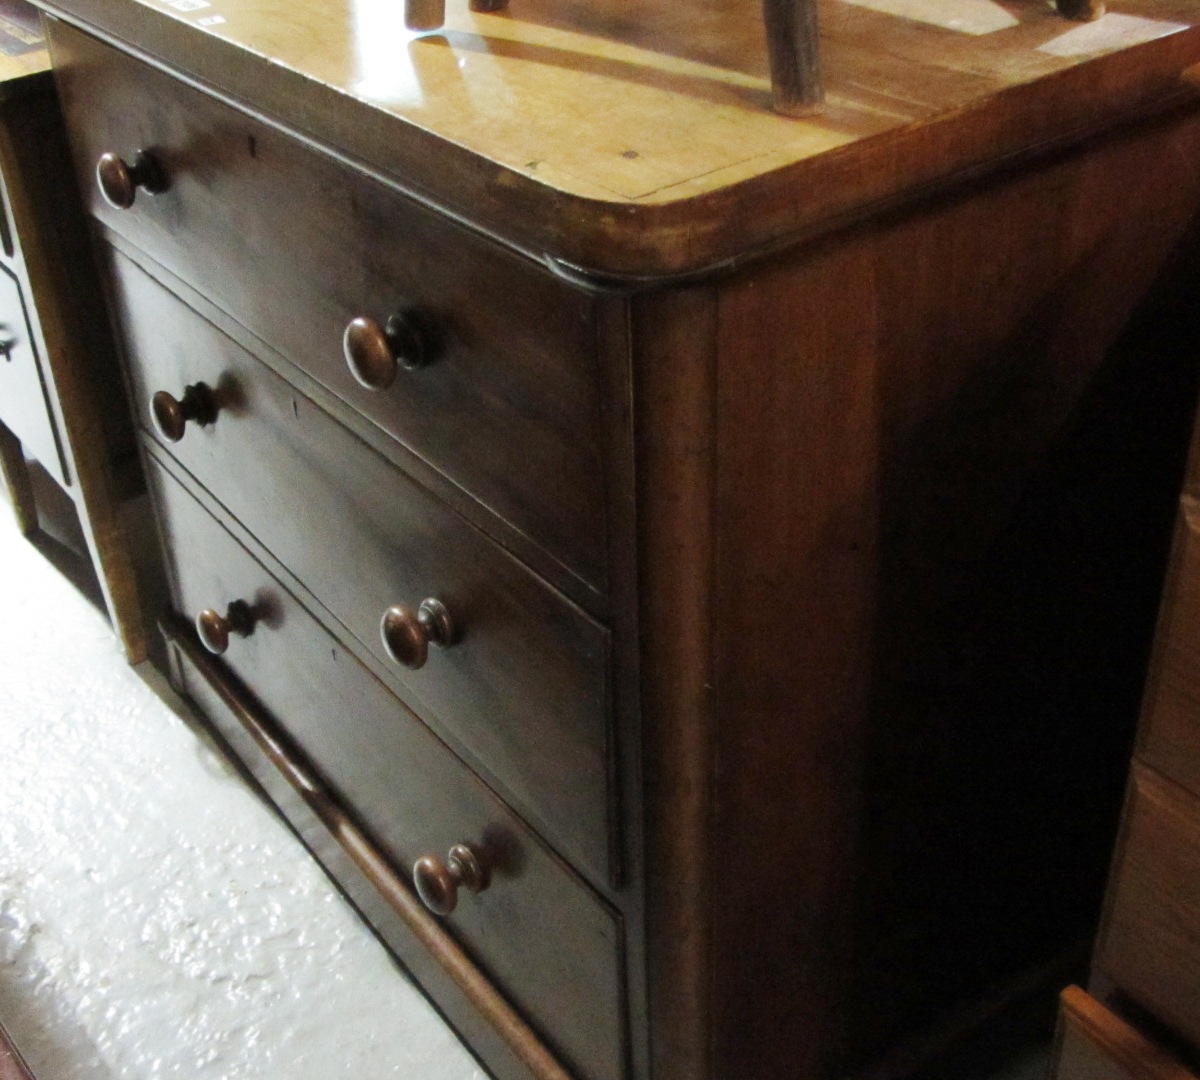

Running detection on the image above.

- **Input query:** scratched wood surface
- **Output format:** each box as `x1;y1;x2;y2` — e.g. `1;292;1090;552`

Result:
35;0;1200;274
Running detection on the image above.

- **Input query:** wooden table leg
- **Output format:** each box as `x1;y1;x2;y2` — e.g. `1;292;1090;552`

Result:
1056;0;1105;21
0;419;38;535
764;0;824;116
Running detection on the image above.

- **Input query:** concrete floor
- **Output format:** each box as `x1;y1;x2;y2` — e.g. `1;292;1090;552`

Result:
0;480;485;1079
0;477;1055;1080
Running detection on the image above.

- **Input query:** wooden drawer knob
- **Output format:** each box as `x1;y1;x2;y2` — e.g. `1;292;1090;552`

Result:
413;843;488;916
151;383;218;442
96;150;167;210
380;598;455;669
343;312;430;390
195;599;256;655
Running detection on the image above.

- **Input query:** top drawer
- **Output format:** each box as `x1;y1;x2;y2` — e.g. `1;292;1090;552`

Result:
47;19;610;594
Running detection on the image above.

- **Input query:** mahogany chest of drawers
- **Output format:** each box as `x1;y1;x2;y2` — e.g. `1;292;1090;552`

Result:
35;2;1200;1077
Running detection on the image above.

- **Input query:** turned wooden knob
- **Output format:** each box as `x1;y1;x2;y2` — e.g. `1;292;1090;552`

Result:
343;312;430;390
96;150;167;210
413;843;488;916
380;598;455;669
195;599;255;655
151;383;218;442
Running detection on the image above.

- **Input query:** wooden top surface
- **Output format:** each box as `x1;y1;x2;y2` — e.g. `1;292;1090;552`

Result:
33;0;1200;275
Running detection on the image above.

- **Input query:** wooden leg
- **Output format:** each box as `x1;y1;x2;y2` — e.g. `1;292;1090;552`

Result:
404;0;446;31
1055;0;1105;20
764;0;824;117
0;419;38;535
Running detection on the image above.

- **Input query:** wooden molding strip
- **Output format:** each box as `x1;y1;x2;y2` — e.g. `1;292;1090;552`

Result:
1059;987;1198;1079
164;621;572;1080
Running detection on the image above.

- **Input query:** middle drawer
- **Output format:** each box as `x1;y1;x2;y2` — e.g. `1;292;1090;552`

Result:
112;249;615;885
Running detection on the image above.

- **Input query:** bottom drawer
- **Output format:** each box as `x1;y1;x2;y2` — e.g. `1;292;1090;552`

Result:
1052;987;1197;1080
147;457;626;1080
1097;764;1200;1054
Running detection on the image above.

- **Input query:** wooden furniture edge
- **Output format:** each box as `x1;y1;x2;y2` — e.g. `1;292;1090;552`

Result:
0;85;147;661
1059;986;1198;1078
632;286;719;1080
31;0;1200;279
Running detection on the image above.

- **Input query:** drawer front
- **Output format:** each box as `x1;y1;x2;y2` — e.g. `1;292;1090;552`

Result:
1052;987;1197;1080
1139;498;1200;799
113;251;613;884
0;263;65;485
148;458;626;1080
1096;764;1200;1053
49;19;609;593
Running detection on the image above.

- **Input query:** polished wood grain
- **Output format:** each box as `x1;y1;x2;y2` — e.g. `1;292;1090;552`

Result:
109;249;615;885
400;0;825;116
40;5;1200;1080
630;284;717;1080
1052;987;1198;1080
634;105;1200;1079
34;0;1200;276
148;459;626;1080
50;21;610;594
1095;765;1200;1056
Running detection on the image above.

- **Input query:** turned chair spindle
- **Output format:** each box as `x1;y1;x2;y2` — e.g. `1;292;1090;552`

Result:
402;0;1103;117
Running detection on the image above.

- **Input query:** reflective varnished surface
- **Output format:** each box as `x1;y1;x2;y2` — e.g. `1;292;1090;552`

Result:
37;0;1200;274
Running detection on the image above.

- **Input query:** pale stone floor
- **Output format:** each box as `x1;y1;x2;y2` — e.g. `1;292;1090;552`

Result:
0;473;1054;1080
